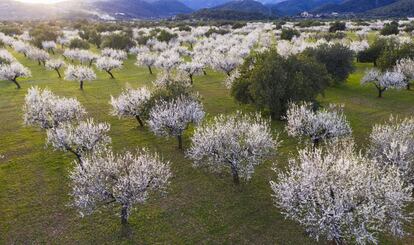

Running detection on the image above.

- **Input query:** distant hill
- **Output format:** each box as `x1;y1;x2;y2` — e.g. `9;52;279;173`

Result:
274;0;341;16
315;0;398;14
367;0;414;17
179;0;277;20
212;0;275;16
94;0;193;19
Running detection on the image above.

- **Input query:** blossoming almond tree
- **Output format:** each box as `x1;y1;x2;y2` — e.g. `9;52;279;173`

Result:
23;86;86;129
65;65;96;90
0;49;16;64
45;59;65;78
110;87;151;127
42;41;57;54
369;116;414;183
46;119;111;164
135;52;157;75
0;62;31;89
285;102;352;146
70;149;171;225
187;112;279;184
395;58;414;90
101;48;128;61
148;96;205;149
178;62;203;84
95;56;123;79
270;140;413;244
361;69;407;98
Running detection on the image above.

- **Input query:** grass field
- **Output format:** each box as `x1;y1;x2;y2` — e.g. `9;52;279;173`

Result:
0;48;413;244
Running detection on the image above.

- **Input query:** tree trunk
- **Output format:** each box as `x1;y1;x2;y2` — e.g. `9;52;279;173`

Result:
11;78;21;89
80;80;84;90
189;74;193;84
378;88;384;98
177;135;183;150
51;49;55;55
231;165;240;185
148;65;153;75
135;115;144;127
107;70;115;79
202;68;207;76
407;83;411;90
121;205;128;225
56;69;62;78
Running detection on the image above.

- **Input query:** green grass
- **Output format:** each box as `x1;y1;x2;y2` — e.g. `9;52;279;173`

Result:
0;49;413;244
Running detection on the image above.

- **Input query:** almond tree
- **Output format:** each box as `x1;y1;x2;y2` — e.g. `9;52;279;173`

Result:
101;48;128;61
42;41;57;54
211;52;242;76
110;87;151;127
148;96;205;149
155;50;182;73
0;62;31;89
46;119;111;164
187;112;278;184
45;59;65;78
70;149;171;225
369;116;414;183
95;56;123;79
178;62;203;84
361;69;407;98
285;102;352;146
0;49;16;64
23;86;86;129
270;140;413;244
135;52;157;74
395;58;414;90
26;47;49;65
65;65;96;90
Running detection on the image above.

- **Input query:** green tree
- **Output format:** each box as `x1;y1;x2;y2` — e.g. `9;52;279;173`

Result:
231;50;331;119
303;44;355;83
380;21;399;36
101;33;134;50
329;21;346;33
69;38;90;50
280;28;300;41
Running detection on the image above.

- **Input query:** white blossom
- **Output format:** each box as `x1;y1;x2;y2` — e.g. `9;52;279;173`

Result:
0;49;16;64
23;86;86;129
395;58;414;90
154;50;182;73
178;62;203;84
270;140;413;244
95;56;123;79
41;41;57;54
135;52;157;74
26;47;49;65
101;48;128;61
110;87;151;127
187;112;278;184
45;59;65;78
148;96;205;149
361;69;407;97
46;119;111;162
369;116;414;183
64;65;96;90
69;149;171;224
0;62;31;89
285;102;352;145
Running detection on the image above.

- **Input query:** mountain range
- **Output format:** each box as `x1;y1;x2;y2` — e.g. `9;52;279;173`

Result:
0;0;413;20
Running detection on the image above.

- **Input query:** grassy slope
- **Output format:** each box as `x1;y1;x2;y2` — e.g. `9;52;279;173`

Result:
0;47;413;244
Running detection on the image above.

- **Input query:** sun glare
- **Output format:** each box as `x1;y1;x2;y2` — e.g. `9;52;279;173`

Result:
15;0;67;4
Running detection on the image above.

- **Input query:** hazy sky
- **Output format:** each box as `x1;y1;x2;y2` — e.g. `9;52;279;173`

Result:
15;0;67;4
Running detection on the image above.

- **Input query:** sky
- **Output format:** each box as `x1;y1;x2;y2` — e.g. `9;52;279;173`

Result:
15;0;68;4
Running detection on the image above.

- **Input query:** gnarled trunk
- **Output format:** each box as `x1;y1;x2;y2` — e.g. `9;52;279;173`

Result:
177;135;183;150
135;115;144;127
